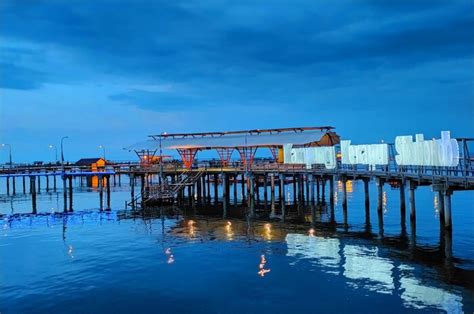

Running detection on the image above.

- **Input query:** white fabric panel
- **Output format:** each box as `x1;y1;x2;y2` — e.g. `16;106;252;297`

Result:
395;131;459;167
283;146;336;169
341;140;389;166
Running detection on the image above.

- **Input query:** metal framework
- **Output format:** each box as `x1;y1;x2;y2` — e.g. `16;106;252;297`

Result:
176;148;199;169
134;149;157;165
237;147;258;167
216;148;234;167
268;146;279;161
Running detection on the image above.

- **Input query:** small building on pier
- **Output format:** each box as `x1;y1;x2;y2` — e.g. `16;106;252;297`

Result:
76;158;106;187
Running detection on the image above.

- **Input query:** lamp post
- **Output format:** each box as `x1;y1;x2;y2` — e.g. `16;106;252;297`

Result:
49;144;58;163
99;145;106;161
61;136;69;170
1;143;12;168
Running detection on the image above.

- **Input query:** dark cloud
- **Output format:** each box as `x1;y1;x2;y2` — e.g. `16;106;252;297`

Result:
0;62;45;89
1;0;472;86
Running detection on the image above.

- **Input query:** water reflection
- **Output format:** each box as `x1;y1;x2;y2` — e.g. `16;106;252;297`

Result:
285;233;464;312
1;210;470;312
258;254;270;277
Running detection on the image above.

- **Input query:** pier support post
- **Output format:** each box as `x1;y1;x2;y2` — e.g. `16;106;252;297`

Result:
197;175;202;206
255;176;260;207
99;175;104;210
376;178;384;213
279;173;286;221
400;180;406;232
222;172;228;218
63;175;67;212
444;189;452;231
213;173;219;205
12;177;16;194
141;175;146;198
249;173;255;218
106;175;111;210
316;178;320;203
202;175;207;204
305;175;309;205
68;176;73;211
270;174;276;217
207;174;211;203
409;181;417;223
37;175;41;193
130;174;135;208
292;174;297;205
22;176;26;194
233;175;238;207
53;174;57;191
363;179;370;225
329;176;334;205
341;176;347;209
30;176;37;214
6;176;10;195
321;178;325;202
46;175;49;192
308;174;315;223
438;190;445;227
341;176;348;225
263;173;268;211
297;174;304;217
240;173;245;205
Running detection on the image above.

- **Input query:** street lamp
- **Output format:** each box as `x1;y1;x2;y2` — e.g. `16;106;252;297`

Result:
61;136;69;169
1;143;12;168
49;144;58;163
99;145;106;160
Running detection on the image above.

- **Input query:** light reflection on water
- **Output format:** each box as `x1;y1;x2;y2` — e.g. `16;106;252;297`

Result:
1;211;472;313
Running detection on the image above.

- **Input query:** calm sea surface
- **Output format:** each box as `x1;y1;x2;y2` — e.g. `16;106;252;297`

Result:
1;176;473;313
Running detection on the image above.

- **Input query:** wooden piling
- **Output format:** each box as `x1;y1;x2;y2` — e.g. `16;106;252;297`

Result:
130;174;135;208
249;174;255;217
263;173;268;211
321;178;325;202
329;176;334;205
99;175;104;210
270;174;276;217
222;172;228;218
30;176;37;214
197;175;202;206
409;181;417;223
279;173;286;221
214;173;219;205
233;175;238;207
444;189;452;230
22;176;26;193
46;175;49;192
53;174;57;191
438;190;445;227
364;179;370;210
6;176;10;195
377;178;384;213
37;175;41;193
68;176;73;211
241;173;246;205
292;174;297;205
106;175;111;210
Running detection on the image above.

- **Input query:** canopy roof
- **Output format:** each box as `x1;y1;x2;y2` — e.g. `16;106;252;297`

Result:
128;127;339;151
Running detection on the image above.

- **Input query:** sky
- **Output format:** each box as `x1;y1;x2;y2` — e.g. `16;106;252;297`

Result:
0;0;473;163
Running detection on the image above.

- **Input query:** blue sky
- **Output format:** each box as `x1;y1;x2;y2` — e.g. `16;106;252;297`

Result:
0;0;473;163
